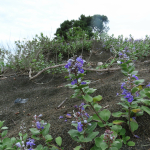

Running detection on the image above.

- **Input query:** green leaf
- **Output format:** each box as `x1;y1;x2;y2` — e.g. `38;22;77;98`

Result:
131;71;138;75
86;88;97;94
128;66;135;74
23;133;28;141
45;134;53;142
11;137;16;145
93;95;102;102
55;136;62;146
145;92;150;98
111;125;122;134
112;112;123;117
0;121;4;128
131;87;138;94
95;137;108;149
74;145;82;150
141;106;150;115
1;127;8;130
120;63;127;68
1;130;8;137
134;79;145;85
97;121;104;127
35;144;44;150
3;138;11;147
83;94;93;102
120;128;126;135
68;129;80;137
127;141;135;146
42;123;50;136
99;109;111;122
29;128;40;135
123;136;130;144
31;135;40;140
85;122;97;133
19;132;22;136
113;120;125;125
87;132;99;141
110;147;118;150
144;88;150;93
92;114;101;121
141;99;150;106
128;121;138;132
93;103;102;112
140;90;147;97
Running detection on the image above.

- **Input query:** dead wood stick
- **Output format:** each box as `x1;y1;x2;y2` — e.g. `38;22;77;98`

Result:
12;119;16;125
57;98;68;109
29;63;66;80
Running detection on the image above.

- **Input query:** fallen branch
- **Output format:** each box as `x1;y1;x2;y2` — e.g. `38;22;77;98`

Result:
29;59;150;80
29;63;66;80
83;67;121;72
56;98;68;109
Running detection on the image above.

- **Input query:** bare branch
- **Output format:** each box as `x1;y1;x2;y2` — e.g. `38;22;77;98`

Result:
29;63;66;80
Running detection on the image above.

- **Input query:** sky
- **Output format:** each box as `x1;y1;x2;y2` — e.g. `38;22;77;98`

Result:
0;0;150;53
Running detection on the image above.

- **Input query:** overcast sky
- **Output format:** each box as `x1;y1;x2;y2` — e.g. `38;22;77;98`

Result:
0;0;150;52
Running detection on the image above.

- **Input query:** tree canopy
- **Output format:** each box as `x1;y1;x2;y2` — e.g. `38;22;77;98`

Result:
54;14;109;41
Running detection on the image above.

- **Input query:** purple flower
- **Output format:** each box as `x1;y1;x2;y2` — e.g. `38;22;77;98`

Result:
67;113;71;116
77;121;83;132
38;114;42;117
121;82;126;89
71;79;77;85
64;119;67;122
146;82;150;87
132;117;136;120
132;75;139;80
81;82;86;85
116;93;119;96
26;138;35;147
59;116;63;119
36;121;41;129
36;121;45;129
119;52;123;56
85;112;90;118
135;91;139;97
127;95;134;103
76;57;84;65
16;142;21;148
74;105;78;108
134;135;140;138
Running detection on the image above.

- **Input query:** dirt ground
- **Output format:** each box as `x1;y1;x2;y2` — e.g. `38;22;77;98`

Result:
0;47;150;150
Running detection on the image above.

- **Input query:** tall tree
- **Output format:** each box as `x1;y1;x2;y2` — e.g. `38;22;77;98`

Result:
54;14;109;41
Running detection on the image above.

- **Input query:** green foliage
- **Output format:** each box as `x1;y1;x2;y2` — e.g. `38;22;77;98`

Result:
54;14;109;41
0;120;62;150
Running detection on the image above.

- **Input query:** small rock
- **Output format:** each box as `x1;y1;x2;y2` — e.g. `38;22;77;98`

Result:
14;98;29;104
66;114;72;119
97;62;103;66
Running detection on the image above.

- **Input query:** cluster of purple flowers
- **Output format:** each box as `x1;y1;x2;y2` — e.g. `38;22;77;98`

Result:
122;88;134;103
72;102;91;132
65;56;86;85
103;130;115;146
118;50;130;61
32;114;47;130
121;74;139;103
16;138;35;150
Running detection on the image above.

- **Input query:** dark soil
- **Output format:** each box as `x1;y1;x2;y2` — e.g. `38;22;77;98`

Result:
0;47;150;150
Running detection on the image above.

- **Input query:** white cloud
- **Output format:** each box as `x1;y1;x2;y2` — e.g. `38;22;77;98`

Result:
0;0;150;53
